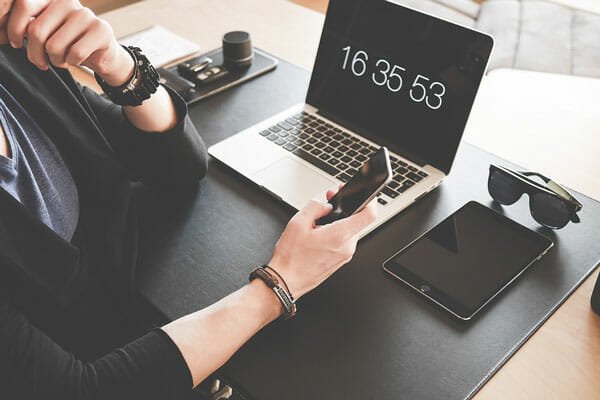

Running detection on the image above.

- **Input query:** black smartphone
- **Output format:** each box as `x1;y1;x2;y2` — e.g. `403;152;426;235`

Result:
317;147;392;225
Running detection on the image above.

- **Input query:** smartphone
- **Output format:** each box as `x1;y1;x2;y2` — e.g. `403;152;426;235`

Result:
317;147;392;225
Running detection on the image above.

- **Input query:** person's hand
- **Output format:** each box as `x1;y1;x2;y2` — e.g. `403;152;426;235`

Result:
0;0;11;43
269;189;377;299
0;0;134;86
0;0;15;44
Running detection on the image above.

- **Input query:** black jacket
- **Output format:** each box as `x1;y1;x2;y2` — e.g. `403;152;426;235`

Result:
0;46;207;398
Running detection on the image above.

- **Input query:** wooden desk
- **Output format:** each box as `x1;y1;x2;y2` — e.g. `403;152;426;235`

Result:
99;1;600;398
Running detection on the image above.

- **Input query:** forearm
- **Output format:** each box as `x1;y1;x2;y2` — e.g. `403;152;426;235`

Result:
123;86;179;132
162;280;282;388
161;199;377;389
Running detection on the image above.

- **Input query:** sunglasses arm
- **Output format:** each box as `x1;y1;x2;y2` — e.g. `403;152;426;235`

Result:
519;170;551;183
547;180;583;208
520;171;583;211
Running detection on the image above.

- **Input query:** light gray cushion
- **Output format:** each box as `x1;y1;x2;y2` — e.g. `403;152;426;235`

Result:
391;0;477;27
571;10;600;77
476;1;520;68
477;0;600;78
394;0;600;78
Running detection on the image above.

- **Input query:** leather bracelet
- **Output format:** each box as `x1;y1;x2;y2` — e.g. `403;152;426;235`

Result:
249;266;297;319
264;265;294;300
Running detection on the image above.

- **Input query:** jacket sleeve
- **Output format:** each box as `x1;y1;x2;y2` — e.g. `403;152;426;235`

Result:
0;298;194;399
79;84;208;190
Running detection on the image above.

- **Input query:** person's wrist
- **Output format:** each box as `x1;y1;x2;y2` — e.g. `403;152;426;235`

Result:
268;258;302;299
247;279;284;324
96;44;136;87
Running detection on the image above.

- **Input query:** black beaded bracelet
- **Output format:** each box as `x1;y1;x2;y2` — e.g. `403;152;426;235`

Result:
249;266;297;319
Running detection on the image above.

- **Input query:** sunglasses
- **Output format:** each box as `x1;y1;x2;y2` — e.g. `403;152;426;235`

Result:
487;164;582;229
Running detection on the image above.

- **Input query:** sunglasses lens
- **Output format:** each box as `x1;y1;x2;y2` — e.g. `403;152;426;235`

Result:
488;169;522;205
531;192;570;229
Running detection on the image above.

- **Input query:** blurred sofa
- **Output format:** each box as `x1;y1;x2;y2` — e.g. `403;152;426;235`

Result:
396;0;600;78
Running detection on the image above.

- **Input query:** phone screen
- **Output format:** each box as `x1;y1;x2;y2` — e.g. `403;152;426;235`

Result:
317;147;391;225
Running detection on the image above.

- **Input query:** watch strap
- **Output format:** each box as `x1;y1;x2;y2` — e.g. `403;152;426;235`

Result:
95;45;160;106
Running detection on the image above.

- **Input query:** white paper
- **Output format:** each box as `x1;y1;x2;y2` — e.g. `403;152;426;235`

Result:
119;26;201;67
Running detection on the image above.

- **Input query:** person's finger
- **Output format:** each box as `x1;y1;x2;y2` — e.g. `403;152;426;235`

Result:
0;12;8;45
325;183;346;201
342;200;378;232
326;190;336;201
296;199;333;224
7;0;48;48
0;0;13;19
45;7;93;67
321;199;378;239
0;12;8;28
66;19;111;67
25;1;75;69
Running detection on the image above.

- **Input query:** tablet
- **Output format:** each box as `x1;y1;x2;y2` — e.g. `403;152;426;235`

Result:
383;201;553;320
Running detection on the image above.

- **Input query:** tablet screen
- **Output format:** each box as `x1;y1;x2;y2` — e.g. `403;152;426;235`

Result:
384;202;553;319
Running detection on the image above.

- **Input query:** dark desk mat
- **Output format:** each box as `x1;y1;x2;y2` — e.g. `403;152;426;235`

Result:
136;59;600;400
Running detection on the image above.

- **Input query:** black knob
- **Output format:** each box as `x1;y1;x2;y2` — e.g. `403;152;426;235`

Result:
222;31;253;69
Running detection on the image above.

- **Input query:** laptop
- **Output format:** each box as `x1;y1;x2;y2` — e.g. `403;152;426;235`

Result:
209;0;494;235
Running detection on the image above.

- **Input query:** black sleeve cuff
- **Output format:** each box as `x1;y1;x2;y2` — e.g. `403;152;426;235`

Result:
116;86;208;187
150;328;193;389
114;328;194;395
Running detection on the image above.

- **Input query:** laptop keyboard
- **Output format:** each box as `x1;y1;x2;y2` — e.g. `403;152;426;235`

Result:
258;111;429;204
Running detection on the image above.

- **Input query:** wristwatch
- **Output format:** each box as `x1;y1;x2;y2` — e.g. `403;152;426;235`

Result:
95;45;160;106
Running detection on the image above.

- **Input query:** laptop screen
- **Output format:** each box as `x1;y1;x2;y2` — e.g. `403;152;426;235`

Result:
306;0;493;174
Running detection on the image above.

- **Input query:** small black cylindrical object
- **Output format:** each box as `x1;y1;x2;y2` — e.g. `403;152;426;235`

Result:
222;31;253;69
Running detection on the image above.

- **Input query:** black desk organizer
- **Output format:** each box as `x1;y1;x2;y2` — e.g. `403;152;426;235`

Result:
135;57;600;400
157;47;278;105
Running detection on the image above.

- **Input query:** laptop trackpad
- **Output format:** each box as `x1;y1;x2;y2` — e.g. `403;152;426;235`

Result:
252;157;336;207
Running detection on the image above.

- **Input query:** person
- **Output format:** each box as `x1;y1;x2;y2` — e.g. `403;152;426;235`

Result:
0;0;377;398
